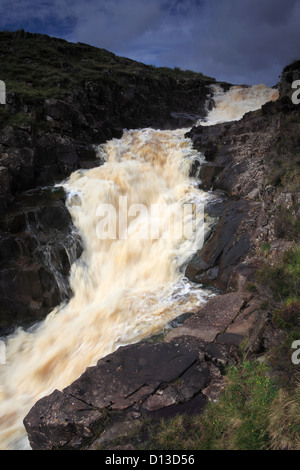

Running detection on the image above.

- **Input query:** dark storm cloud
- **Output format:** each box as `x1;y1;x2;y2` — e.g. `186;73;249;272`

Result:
188;0;300;84
0;0;299;85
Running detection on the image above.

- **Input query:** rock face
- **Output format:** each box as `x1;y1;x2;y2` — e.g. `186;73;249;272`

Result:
23;291;269;450
184;68;300;292
6;40;300;450
0;31;217;196
23;334;231;450
0;186;82;332
0;31;218;330
186;199;254;290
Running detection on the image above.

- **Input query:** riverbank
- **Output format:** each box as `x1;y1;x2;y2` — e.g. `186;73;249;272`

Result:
23;61;300;451
1;33;300;450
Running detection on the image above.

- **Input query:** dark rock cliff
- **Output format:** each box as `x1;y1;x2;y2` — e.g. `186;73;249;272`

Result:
0;30;217;198
0;31;218;330
185;65;300;292
2;33;300;450
22;61;300;450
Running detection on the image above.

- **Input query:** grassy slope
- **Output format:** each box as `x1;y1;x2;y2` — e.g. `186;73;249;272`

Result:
99;64;300;451
0;30;214;128
147;71;300;451
1;32;299;450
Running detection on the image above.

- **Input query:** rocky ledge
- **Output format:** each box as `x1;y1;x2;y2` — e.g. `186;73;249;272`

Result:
22;61;300;450
24;291;277;450
0;31;220;331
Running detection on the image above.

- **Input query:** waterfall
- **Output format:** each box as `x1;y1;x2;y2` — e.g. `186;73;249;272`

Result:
0;83;278;450
198;84;279;126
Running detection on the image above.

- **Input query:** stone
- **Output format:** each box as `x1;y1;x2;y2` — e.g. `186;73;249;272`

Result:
202;362;224;402
185;200;255;290
23;339;214;450
224;297;262;341
23;389;104;450
165;292;249;343
0;166;11;221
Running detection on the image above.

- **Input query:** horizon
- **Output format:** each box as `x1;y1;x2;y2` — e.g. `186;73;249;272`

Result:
0;0;300;87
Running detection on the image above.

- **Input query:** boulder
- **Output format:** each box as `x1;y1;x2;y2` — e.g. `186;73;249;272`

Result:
0;166;12;221
185;200;255;290
24;338;215;450
165;292;249;343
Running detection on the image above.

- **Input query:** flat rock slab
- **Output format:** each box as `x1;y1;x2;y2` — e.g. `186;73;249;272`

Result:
165;292;249;343
225;298;261;340
24;338;211;450
23;389;104;451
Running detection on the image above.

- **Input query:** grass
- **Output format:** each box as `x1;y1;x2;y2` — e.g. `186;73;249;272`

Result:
266;114;300;191
0;108;32;127
261;242;271;256
274;203;300;242
143;362;279;450
0;31;214;110
268;381;300;450
256;245;300;302
138;361;300;451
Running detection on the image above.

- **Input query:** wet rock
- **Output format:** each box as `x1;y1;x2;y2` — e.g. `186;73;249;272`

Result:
24;339;214;450
64;341;200;411
39;205;72;231
0;261;61;329
23;389;104;450
185;200;255;290
0;186;82;331
0;167;12;221
199;163;224;190
165;292;248;343
0;233;19;268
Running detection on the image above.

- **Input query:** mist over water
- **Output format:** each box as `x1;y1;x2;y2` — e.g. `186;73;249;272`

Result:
0;84;278;450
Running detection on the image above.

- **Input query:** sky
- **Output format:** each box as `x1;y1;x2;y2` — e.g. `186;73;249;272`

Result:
0;0;300;86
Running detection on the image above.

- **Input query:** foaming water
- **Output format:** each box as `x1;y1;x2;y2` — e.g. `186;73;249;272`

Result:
0;128;215;450
198;84;279;126
0;84;278;450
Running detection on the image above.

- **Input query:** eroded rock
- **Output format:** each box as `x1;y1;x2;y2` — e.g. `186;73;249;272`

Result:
165;292;249;343
24;339;216;450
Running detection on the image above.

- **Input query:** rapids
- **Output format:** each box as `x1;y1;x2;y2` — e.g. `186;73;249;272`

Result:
0;83;278;450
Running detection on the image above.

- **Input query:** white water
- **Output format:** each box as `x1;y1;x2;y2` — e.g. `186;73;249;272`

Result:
198;84;279;126
0;83;278;450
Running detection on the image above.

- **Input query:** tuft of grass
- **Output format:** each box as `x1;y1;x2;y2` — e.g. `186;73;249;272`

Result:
274;203;300;242
256;245;300;302
246;282;257;293
146;362;278;451
0;32;214;112
273;302;300;331
261;242;271;256
268;382;300;450
0;108;32;127
268;301;300;388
